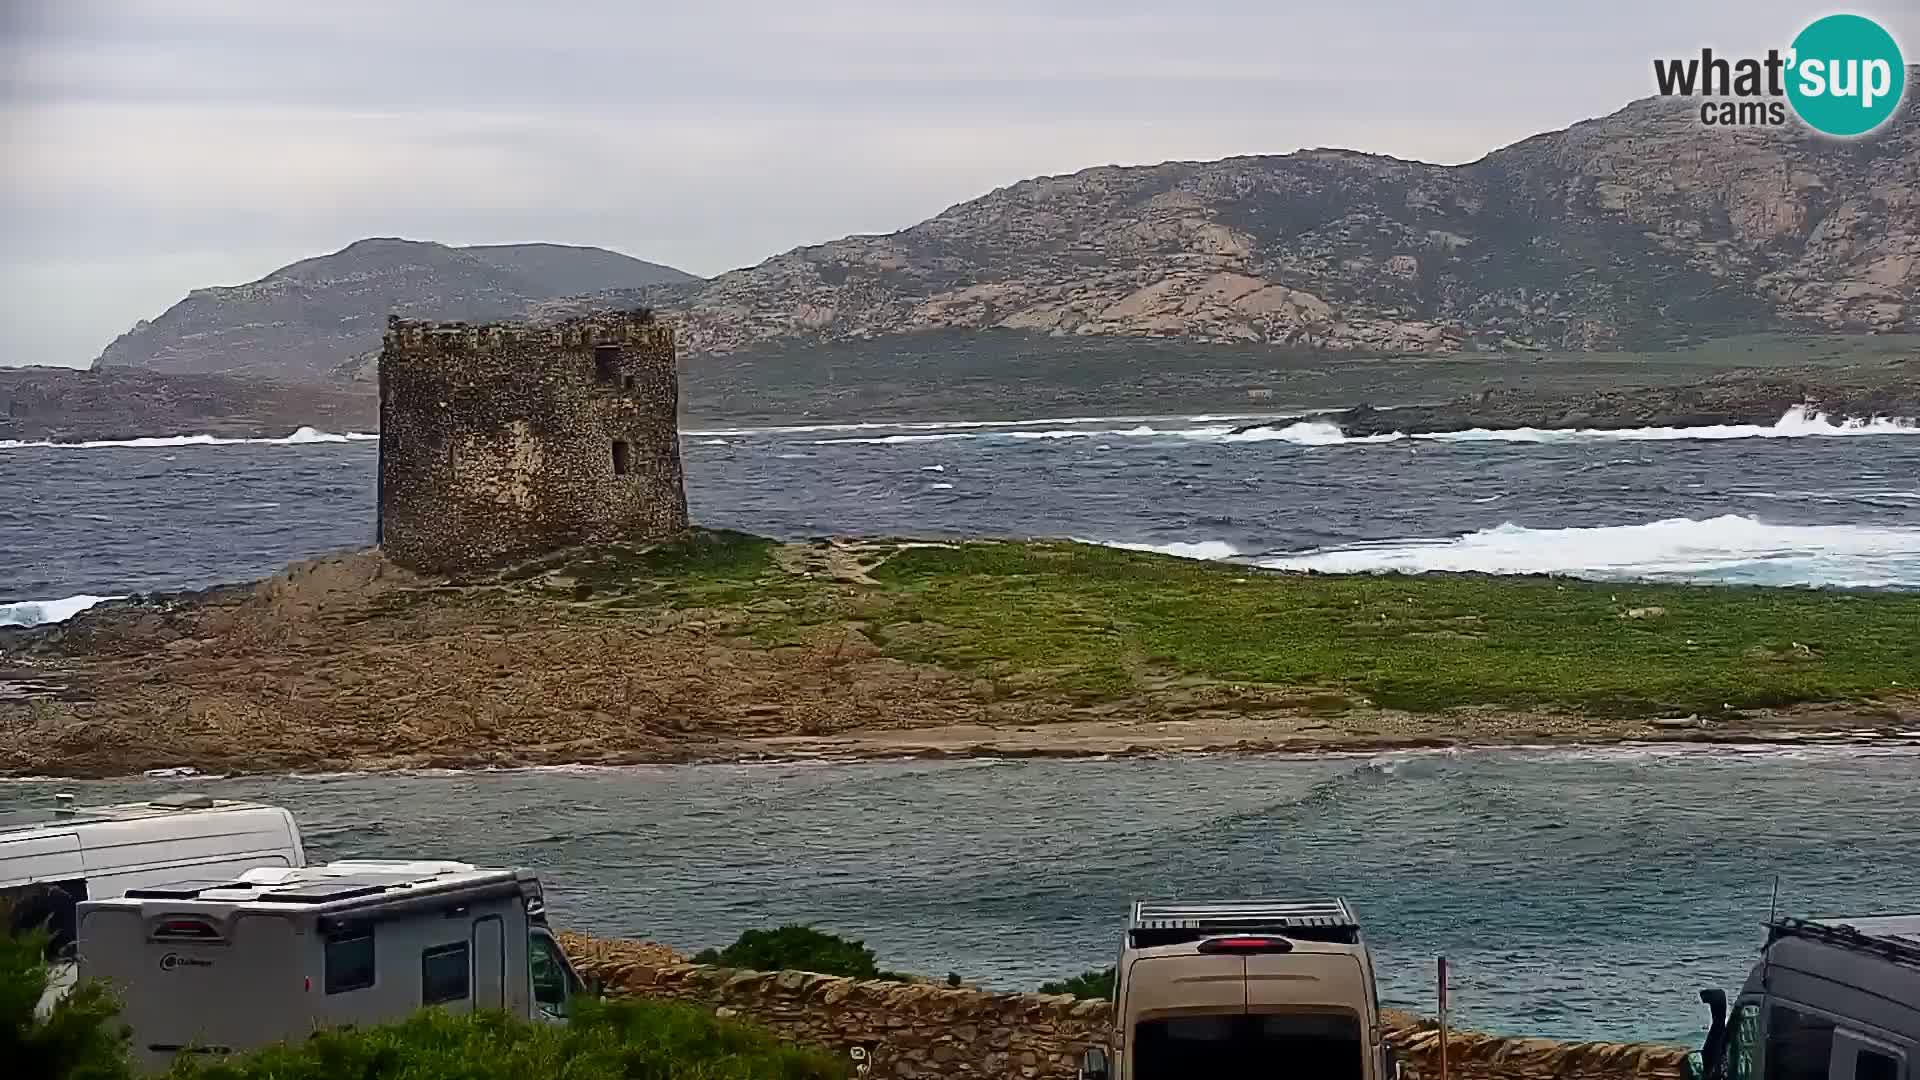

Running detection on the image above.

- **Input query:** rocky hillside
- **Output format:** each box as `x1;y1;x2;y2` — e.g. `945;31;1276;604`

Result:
0;366;377;442
95;80;1920;380
94;239;697;382
543;74;1918;357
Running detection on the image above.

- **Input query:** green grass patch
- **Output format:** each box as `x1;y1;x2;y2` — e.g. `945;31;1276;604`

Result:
517;531;1919;718
164;998;846;1080
864;540;1920;717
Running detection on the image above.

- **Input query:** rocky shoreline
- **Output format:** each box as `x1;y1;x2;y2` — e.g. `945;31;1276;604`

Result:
1317;360;1917;436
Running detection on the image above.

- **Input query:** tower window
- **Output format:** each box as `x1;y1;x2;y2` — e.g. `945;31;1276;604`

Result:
611;439;632;475
594;345;619;384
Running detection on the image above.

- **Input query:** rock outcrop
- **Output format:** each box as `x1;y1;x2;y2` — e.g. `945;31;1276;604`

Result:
1322;359;1920;436
92;239;697;382
561;935;1691;1080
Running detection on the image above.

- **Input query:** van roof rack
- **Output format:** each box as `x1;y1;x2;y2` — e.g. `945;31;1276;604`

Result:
1130;898;1361;947
1770;915;1920;969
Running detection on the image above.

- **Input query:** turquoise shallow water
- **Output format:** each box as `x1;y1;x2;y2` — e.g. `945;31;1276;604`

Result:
5;744;1914;1045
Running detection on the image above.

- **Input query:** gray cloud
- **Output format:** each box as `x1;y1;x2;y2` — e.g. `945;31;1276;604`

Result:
3;0;1916;366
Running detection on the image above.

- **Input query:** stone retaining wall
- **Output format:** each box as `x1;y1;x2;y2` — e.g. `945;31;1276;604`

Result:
561;935;1689;1080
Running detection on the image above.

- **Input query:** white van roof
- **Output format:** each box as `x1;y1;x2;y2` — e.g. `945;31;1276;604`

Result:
0;794;277;835
91;859;531;917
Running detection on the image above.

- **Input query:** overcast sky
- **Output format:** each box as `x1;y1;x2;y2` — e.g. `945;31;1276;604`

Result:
3;1;1915;368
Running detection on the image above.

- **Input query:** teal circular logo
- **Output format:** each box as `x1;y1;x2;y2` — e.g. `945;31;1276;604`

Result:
1786;14;1906;137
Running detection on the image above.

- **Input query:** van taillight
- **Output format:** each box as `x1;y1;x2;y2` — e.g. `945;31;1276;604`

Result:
1197;935;1294;954
154;919;222;940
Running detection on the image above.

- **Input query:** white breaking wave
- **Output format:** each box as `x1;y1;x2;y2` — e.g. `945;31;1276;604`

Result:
1097;539;1244;561
1413;406;1919;444
1086;515;1920;588
804;406;1919;448
1258;515;1920;588
684;411;1293;437
0;594;121;628
815;421;1380;446
0;427;377;450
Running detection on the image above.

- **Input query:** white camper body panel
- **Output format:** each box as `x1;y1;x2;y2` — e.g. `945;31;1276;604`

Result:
76;861;581;1074
1;797;305;898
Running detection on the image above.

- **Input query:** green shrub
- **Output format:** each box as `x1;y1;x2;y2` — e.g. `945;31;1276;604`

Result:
0;927;134;1080
163;996;846;1079
1039;967;1115;1000
693;925;887;980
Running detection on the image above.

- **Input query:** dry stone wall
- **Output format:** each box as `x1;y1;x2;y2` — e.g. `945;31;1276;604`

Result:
561;935;1690;1080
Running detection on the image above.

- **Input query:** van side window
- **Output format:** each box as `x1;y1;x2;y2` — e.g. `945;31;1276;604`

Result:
421;942;470;1005
1856;1050;1900;1080
1858;1045;1904;1076
324;931;375;994
1765;1005;1835;1080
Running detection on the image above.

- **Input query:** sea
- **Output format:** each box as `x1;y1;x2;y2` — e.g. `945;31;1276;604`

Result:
3;406;1920;1043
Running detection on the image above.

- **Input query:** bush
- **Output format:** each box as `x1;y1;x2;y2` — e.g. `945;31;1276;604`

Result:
2;920;842;1080
693;925;887;980
1039;967;1115;1000
164;996;846;1080
0;927;134;1080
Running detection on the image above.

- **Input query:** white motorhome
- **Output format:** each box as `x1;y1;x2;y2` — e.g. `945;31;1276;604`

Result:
1690;914;1920;1080
2;793;306;953
1081;898;1398;1080
76;859;590;1073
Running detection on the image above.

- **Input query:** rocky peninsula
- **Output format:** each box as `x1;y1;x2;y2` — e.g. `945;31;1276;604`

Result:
2;531;1914;778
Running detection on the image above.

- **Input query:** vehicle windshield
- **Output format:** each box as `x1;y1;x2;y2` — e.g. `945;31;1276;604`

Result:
1134;1011;1363;1080
529;932;572;1017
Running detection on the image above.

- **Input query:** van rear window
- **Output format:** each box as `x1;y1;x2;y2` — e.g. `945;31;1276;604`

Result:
1134;1013;1361;1080
324;931;375;994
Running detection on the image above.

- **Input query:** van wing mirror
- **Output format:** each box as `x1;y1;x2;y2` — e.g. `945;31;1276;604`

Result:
1696;988;1729;1080
1079;1046;1110;1080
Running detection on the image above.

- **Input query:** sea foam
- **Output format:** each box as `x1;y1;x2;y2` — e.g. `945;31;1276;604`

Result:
796;406;1919;449
0;427;378;450
0;594;122;628
1088;515;1920;589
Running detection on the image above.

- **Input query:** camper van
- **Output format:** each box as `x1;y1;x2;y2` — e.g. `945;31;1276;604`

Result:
1689;914;1919;1080
2;793;306;954
1080;898;1397;1080
76;859;589;1073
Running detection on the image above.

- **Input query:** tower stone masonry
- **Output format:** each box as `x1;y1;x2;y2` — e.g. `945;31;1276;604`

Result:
376;310;689;575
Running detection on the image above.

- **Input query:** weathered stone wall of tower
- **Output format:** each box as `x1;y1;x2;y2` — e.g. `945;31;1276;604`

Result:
377;311;687;575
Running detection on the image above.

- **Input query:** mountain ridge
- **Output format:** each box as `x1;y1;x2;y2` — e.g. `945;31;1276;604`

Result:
592;83;1917;357
92;238;698;382
97;78;1920;381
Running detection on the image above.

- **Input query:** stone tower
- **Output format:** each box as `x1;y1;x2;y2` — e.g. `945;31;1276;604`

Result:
376;310;688;574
